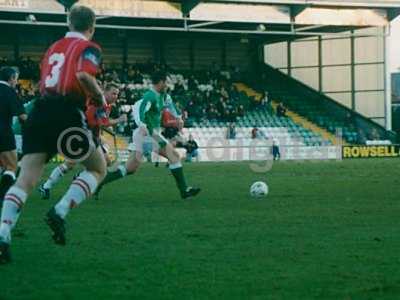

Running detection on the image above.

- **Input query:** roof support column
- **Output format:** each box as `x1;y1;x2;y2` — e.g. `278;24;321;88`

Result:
287;40;292;77
350;30;356;111
384;25;392;130
318;35;322;93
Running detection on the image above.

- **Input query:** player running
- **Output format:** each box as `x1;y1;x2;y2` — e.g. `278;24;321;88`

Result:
0;5;107;264
0;67;27;204
94;72;200;199
38;82;126;200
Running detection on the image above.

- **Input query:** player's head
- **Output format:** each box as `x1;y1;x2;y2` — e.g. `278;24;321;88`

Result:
151;71;167;93
104;82;119;104
0;66;19;88
68;5;96;40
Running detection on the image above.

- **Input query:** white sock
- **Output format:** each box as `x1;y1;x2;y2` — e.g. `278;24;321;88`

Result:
54;171;98;219
43;164;69;190
168;162;182;170
0;186;27;243
1;172;19;230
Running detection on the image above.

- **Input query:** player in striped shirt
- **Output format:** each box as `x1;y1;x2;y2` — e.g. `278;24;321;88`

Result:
38;82;126;200
0;5;107;263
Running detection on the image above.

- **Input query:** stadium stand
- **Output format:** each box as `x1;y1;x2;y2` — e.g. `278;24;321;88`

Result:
5;60;335;148
4;54;393;149
248;64;397;145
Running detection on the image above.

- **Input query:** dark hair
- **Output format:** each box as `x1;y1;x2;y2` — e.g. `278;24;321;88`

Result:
151;71;167;84
68;5;96;32
104;82;119;91
0;67;19;82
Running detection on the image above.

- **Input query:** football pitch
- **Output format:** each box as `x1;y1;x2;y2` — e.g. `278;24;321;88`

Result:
0;159;399;299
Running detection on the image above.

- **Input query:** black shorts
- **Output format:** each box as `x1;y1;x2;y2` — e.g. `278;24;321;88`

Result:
23;97;96;161
0;132;16;153
162;127;179;139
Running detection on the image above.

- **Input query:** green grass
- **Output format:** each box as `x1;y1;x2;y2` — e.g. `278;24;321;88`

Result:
1;159;400;300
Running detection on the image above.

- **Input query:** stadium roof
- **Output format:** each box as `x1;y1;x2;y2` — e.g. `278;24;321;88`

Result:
0;0;399;40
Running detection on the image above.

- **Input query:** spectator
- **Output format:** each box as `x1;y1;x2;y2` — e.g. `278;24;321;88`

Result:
276;102;287;117
185;135;199;162
237;105;245;118
261;91;273;113
208;107;218;121
357;128;367;145
132;70;144;84
272;138;281;161
226;123;236;139
188;75;197;90
251;127;258;139
368;128;380;141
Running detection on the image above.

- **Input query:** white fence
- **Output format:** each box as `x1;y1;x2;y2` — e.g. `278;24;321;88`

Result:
195;145;341;162
117;145;342;162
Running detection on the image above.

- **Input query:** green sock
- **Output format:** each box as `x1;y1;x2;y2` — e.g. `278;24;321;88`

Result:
96;166;126;194
170;167;187;194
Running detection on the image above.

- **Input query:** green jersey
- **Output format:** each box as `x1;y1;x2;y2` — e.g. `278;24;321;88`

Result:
12;99;35;135
133;89;165;134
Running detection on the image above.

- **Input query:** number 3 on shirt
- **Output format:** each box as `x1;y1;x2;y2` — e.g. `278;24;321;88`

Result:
45;53;65;88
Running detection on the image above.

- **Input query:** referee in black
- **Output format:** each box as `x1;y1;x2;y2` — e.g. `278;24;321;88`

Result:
0;67;26;205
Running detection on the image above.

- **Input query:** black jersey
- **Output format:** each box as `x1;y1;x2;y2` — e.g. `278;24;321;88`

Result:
0;82;24;134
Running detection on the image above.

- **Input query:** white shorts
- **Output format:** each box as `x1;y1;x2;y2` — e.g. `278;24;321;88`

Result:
15;135;23;154
128;128;168;154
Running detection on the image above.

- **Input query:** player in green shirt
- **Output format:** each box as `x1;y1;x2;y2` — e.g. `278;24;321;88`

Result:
12;99;35;157
95;72;200;199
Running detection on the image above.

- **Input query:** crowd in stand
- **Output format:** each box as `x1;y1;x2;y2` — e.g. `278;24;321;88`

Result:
97;62;254;125
0;57;39;80
1;55;391;147
1;57;276;131
0;57;40;103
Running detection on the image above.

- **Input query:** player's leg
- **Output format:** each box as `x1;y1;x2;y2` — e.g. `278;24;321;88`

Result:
186;151;192;162
94;150;142;199
0;95;62;263
94;128;145;198
14;134;24;177
0;150;18;202
0;153;47;263
192;149;200;162
143;140;152;162
39;160;76;199
46;146;106;245
98;140;112;167
104;152;112;167
154;152;160;167
157;139;200;199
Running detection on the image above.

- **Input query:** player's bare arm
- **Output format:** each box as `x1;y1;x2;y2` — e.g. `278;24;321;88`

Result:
76;71;105;106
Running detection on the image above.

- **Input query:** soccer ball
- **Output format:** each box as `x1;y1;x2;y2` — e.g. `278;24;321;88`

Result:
250;181;269;198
